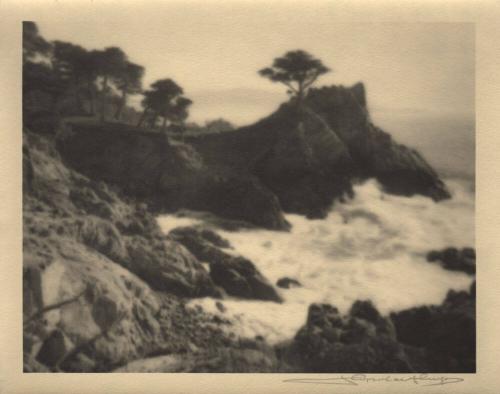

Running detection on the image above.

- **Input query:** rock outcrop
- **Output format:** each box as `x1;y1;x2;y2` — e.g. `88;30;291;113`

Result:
427;247;475;275
170;226;282;302
54;83;449;229
280;288;475;373
390;281;476;372
305;84;450;201
276;277;302;289
22;130;275;372
282;301;412;372
189;83;449;217
24;131;218;299
56;121;289;230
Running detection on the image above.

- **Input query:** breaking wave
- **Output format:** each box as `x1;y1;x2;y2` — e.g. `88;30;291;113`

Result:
158;177;474;343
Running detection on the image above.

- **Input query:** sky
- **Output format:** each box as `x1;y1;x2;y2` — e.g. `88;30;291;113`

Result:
34;4;475;176
34;4;474;126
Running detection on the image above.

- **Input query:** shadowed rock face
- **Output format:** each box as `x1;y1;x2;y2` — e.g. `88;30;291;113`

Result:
427;247;475;275
281;288;475;373
56;82;449;230
170;226;283;303
286;301;411;373
390;282;476;372
56;122;289;230
23;131;275;372
304;84;450;200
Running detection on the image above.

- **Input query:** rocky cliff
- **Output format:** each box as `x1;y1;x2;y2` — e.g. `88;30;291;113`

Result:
305;84;450;201
22;130;283;372
55;83;449;229
56;121;289;230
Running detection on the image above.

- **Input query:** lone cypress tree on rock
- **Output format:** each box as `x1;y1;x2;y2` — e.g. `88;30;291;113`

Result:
259;50;330;110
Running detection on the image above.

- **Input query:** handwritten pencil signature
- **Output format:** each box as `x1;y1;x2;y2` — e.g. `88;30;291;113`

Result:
283;374;464;387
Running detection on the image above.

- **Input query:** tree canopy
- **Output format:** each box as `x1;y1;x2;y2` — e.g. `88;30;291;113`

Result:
113;61;145;119
259;50;330;106
23;21;51;63
139;79;192;131
23;22;148;125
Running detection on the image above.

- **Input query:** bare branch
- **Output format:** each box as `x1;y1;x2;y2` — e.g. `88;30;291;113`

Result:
24;288;87;327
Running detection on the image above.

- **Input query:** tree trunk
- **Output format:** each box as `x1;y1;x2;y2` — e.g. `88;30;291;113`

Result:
87;81;95;115
296;81;304;113
73;81;84;114
100;75;108;122
137;107;149;127
114;90;127;120
161;117;167;132
150;113;159;129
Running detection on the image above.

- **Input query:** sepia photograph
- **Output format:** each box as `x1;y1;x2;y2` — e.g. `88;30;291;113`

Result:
19;7;478;376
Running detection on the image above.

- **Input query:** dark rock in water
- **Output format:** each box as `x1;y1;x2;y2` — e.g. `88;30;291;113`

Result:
211;257;282;303
463;247;476;259
36;329;74;368
390;284;475;372
276;277;302;289
171;226;282;302
190;175;291;231
284;290;476;373
306;303;343;328
215;301;226;313
350;300;396;338
290;302;412;372
350;300;382;324
125;236;219;298
426;247;475;275
170;226;231;249
170;226;234;264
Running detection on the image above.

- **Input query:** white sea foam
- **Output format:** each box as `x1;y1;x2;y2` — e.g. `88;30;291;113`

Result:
158;178;475;344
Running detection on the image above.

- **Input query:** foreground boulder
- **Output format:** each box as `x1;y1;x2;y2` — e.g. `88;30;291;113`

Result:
283;301;411;372
170;226;282;302
390;281;476;372
23;244;163;371
427;247;475;275
276;277;302;289
210;257;282;302
281;290;475;373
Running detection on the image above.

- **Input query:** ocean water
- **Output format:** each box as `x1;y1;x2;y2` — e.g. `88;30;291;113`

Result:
158;176;474;344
